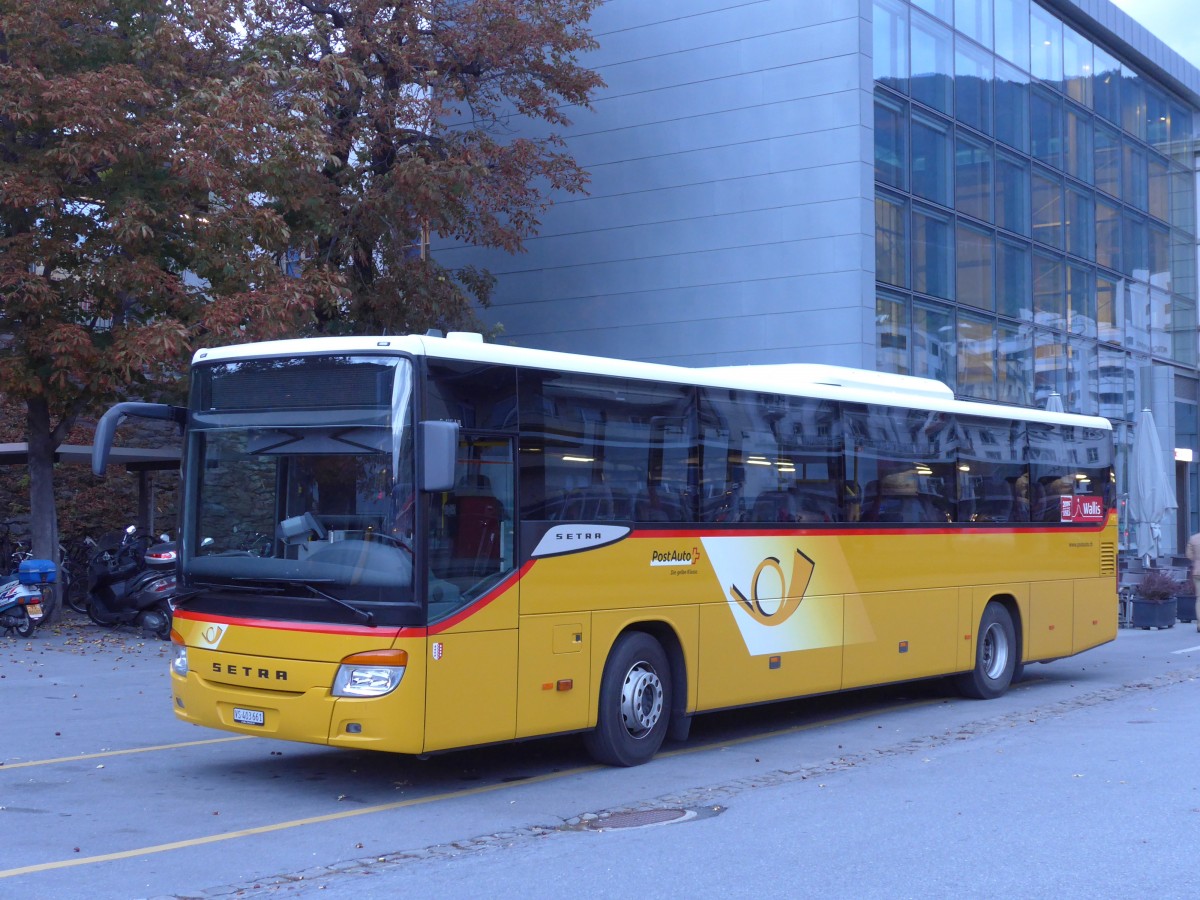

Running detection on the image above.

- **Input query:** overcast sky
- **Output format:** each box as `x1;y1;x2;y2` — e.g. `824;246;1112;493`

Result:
1110;0;1200;69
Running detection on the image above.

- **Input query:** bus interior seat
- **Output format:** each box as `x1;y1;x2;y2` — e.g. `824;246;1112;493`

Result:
751;490;797;523
561;486;614;520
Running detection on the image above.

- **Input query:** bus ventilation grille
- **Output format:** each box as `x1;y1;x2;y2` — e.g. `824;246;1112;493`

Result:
1100;542;1116;577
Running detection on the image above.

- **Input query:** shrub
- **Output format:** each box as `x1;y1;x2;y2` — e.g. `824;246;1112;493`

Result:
1135;569;1185;603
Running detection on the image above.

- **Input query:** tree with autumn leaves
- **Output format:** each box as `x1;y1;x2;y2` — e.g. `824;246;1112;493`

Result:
0;0;602;619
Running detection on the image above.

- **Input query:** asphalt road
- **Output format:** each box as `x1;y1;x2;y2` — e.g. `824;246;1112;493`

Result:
3;615;1200;899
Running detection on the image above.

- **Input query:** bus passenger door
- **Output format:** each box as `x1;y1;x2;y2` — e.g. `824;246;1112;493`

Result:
424;434;520;752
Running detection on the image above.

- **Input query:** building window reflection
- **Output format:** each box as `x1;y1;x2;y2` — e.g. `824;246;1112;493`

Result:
876;192;908;288
1096;274;1123;344
994;59;1030;151
1065;184;1094;261
872;0;1197;431
955;0;992;47
1032;168;1064;249
994;0;1030;70
1096;197;1121;272
955;38;993;135
1068;337;1098;414
956;222;994;309
876;290;912;374
1127;281;1150;352
913;300;956;386
958;313;997;400
1033;251;1065;329
911;110;953;205
997;235;1032;320
1029;3;1062;87
1033;328;1066;405
1031;86;1064;169
1093;45;1122;126
1066;263;1096;338
875;90;908;188
998;321;1033;404
874;0;910;89
955;130;992;220
912;204;954;299
911;11;954;114
1062;24;1093;108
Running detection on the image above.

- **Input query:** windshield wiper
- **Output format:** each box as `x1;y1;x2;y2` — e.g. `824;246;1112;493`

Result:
231;577;375;626
192;579;286;594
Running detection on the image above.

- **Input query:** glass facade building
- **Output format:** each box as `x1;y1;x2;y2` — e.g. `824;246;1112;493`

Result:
444;1;1200;553
872;0;1200;543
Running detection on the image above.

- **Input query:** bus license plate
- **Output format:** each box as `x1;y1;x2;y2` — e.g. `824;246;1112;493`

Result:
233;707;265;726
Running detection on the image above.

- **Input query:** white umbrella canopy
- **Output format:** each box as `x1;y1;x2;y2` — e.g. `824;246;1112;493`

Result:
1044;391;1065;413
1127;408;1177;562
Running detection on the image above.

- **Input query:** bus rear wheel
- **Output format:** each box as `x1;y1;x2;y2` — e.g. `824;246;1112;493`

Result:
955;602;1017;700
584;632;671;767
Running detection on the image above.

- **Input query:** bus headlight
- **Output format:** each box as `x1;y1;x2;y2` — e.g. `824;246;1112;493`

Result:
333;649;408;697
171;644;189;677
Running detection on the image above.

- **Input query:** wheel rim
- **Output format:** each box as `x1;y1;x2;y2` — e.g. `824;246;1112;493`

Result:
14;607;34;636
619;660;664;739
980;621;1010;680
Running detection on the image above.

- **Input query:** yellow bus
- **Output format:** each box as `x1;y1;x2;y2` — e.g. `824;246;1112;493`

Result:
93;332;1117;766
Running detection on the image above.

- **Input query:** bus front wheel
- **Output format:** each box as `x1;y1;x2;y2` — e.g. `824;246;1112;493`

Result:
955;602;1017;700
584;632;671;766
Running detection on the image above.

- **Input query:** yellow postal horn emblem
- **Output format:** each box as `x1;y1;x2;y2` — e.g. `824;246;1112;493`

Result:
730;549;815;626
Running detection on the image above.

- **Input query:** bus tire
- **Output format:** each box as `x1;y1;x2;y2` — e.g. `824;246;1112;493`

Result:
583;632;671;767
955;602;1017;700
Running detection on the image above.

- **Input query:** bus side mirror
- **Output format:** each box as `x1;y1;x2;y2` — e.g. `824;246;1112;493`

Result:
92;402;186;476
421;421;459;492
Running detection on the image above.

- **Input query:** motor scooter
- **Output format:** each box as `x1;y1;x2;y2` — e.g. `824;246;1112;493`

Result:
1;559;54;637
87;526;175;639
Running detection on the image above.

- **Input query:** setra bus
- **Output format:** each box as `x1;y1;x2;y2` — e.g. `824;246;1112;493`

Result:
92;331;1117;766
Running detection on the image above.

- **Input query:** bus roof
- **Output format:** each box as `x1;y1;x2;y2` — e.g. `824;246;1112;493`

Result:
192;332;1111;431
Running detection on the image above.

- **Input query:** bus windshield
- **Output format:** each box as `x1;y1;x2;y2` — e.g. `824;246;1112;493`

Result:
182;355;417;620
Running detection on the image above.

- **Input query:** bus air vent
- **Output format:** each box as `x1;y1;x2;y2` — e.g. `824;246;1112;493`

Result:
1099;542;1116;577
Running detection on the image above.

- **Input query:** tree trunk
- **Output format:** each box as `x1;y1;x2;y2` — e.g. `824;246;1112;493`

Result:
25;397;62;623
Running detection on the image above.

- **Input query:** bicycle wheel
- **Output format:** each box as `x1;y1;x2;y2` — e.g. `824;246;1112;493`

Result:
63;564;89;614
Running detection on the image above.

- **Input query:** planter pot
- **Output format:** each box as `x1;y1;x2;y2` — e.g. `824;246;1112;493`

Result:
1176;593;1197;624
1131;597;1177;629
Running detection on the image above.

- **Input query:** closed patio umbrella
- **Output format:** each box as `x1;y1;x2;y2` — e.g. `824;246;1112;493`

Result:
1044;391;1064;413
1127;408;1177;563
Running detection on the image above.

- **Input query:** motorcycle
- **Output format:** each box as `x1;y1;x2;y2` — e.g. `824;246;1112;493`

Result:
1;559;54;638
86;526;176;639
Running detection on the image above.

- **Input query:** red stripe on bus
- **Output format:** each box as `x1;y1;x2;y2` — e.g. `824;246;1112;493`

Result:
173;563;537;639
172;609;406;638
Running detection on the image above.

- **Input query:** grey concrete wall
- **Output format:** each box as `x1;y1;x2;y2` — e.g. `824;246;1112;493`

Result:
437;0;877;367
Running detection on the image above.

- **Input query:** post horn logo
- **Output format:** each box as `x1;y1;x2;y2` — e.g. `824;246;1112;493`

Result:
729;549;815;626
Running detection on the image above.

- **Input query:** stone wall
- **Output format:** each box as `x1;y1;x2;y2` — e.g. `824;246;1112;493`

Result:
0;396;179;552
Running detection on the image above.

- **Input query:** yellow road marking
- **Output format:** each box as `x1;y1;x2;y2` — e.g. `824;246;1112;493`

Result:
0;693;955;880
0;765;600;879
0;735;253;770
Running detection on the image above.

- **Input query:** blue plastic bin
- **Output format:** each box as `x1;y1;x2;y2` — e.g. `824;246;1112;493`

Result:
18;559;57;585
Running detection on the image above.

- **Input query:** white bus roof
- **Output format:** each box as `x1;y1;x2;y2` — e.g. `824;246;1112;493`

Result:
192;332;1110;431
